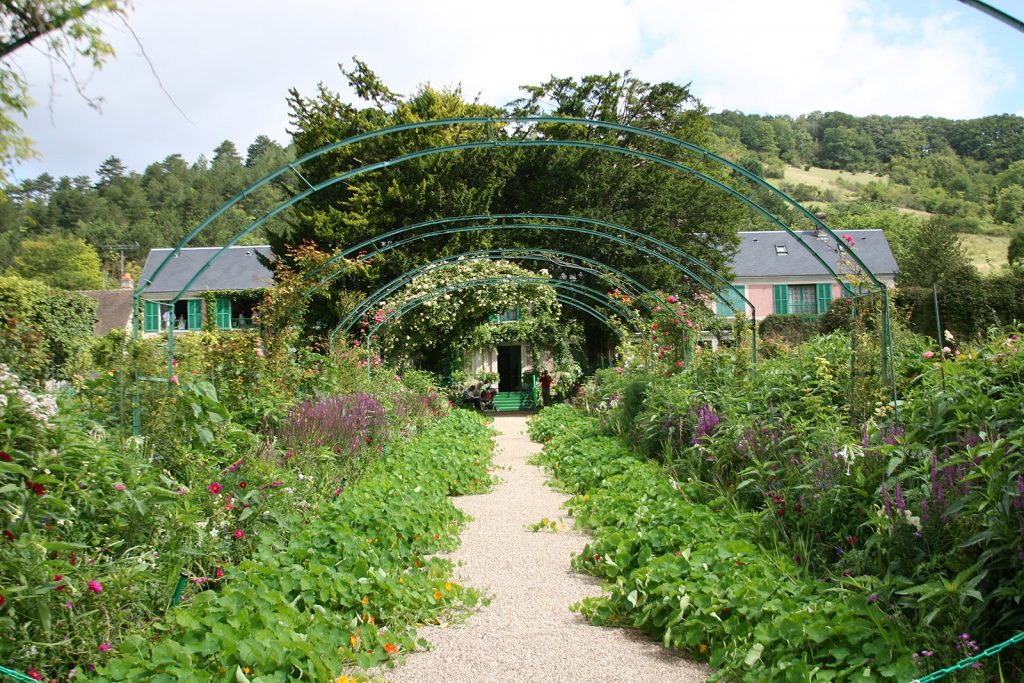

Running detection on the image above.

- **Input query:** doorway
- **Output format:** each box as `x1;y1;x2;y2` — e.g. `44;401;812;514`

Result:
497;345;521;392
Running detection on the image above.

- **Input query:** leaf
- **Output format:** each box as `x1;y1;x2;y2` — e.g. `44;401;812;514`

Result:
627;589;638;607
234;666;252;683
744;643;764;667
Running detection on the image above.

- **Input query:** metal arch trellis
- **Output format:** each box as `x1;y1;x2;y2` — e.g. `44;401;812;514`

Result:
361;276;644;360
141;132;881;375
303;213;753;306
331;247;666;338
302;216;757;365
132;116;897;435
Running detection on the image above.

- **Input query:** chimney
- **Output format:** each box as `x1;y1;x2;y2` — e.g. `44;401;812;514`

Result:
814;211;828;237
120;273;134;290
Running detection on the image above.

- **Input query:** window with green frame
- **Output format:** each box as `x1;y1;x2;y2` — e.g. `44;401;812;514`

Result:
773;283;835;315
715;285;746;317
489;308;520;323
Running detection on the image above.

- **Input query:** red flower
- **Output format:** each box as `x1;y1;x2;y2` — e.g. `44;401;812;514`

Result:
2;530;13;543
233;529;245;540
31;483;45;496
238;481;247;489
0;594;5;607
54;575;65;591
0;451;10;462
208;483;222;495
364;437;371;444
27;667;41;680
384;643;398;654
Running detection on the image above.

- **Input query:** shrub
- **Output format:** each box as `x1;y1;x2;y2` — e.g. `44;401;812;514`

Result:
0;275;96;383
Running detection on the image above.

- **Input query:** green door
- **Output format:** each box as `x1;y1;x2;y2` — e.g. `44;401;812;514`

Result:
496;346;521;392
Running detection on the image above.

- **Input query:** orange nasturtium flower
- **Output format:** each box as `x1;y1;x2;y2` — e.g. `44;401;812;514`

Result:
384;643;398;654
361;596;368;605
350;633;358;649
433;590;443;600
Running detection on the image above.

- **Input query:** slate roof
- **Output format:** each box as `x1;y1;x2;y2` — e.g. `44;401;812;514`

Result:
732;230;899;279
78;289;134;336
140;246;275;294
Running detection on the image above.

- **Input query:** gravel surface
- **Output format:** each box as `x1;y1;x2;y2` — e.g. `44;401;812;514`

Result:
384;414;711;683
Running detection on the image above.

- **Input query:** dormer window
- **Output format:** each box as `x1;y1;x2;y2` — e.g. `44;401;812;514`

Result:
775;244;788;256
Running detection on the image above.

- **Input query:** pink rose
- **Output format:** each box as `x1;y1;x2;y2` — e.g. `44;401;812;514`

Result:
922;351;935;359
88;580;103;594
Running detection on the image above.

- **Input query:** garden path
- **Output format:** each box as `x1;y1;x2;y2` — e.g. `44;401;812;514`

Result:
384;414;710;683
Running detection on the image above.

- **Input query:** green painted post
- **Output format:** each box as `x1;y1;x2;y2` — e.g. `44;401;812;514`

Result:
169;571;188;608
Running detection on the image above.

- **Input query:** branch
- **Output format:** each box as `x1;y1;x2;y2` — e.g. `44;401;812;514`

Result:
0;1;113;60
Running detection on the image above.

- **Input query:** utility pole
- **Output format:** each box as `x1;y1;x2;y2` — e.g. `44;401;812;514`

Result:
99;243;139;277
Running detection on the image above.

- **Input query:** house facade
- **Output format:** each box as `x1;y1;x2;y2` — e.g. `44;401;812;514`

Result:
713;230;899;322
138;246;274;335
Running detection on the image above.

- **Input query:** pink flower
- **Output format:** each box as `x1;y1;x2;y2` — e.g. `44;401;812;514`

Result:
233;529;245;540
922;351;935;359
170;375;179;385
353;340;360;347
942;346;951;354
667;295;677;304
615;367;623;375
27;668;41;680
215;567;224;579
98;643;112;653
677;361;684;368
171;359;178;367
208;482;222;495
87;580;103;594
113;483;126;491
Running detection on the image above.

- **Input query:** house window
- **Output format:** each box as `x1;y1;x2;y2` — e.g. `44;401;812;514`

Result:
490;308;520;323
788;285;817;315
775;244;788;255
715;285;746;317
773;284;834;315
215;296;257;330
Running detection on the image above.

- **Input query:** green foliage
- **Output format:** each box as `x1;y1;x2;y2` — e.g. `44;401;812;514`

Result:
96;411;495;682
547;326;1024;678
0;274;96;382
528;409;920;681
12;235;105;289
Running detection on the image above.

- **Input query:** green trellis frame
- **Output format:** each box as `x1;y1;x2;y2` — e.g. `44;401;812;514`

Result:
133;117;894;435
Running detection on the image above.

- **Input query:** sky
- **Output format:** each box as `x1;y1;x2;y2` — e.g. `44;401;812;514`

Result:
11;0;1024;181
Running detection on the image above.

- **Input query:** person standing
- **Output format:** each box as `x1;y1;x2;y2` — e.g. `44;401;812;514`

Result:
539;370;554;406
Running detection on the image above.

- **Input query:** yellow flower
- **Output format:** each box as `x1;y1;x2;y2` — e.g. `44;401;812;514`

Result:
242;668;251;674
350;633;358;649
444;582;452;591
434;590;443;600
399;577;404;583
361;596;369;605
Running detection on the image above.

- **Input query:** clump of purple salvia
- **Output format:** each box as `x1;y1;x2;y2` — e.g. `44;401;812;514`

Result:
691;404;721;445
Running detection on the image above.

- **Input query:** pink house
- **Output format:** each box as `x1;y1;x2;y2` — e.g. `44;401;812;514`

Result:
715;230;899;322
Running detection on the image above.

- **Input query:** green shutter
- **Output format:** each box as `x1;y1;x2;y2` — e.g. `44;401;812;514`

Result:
716;285;745;317
144;300;159;333
186;299;202;330
216;297;232;330
816;283;832;314
773;284;789;315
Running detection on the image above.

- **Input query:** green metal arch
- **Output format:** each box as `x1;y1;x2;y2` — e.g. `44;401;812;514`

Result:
363;276;643;356
130;117;895;431
334;248;667;337
307;213;754;312
156;139;859;309
308;221;749;316
139;116;881;301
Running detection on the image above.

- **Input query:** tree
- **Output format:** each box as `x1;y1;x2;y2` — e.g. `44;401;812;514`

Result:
12;235;104;289
0;1;130;182
1009;231;1024;266
994;185;1024;225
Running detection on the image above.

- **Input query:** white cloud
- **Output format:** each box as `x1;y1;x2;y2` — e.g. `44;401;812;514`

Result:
10;0;1020;179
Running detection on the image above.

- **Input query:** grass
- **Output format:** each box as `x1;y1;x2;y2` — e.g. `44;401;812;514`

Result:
959;233;1011;273
782;165;887;200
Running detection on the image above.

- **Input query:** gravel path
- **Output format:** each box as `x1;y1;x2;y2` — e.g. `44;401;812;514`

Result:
384;414;711;683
